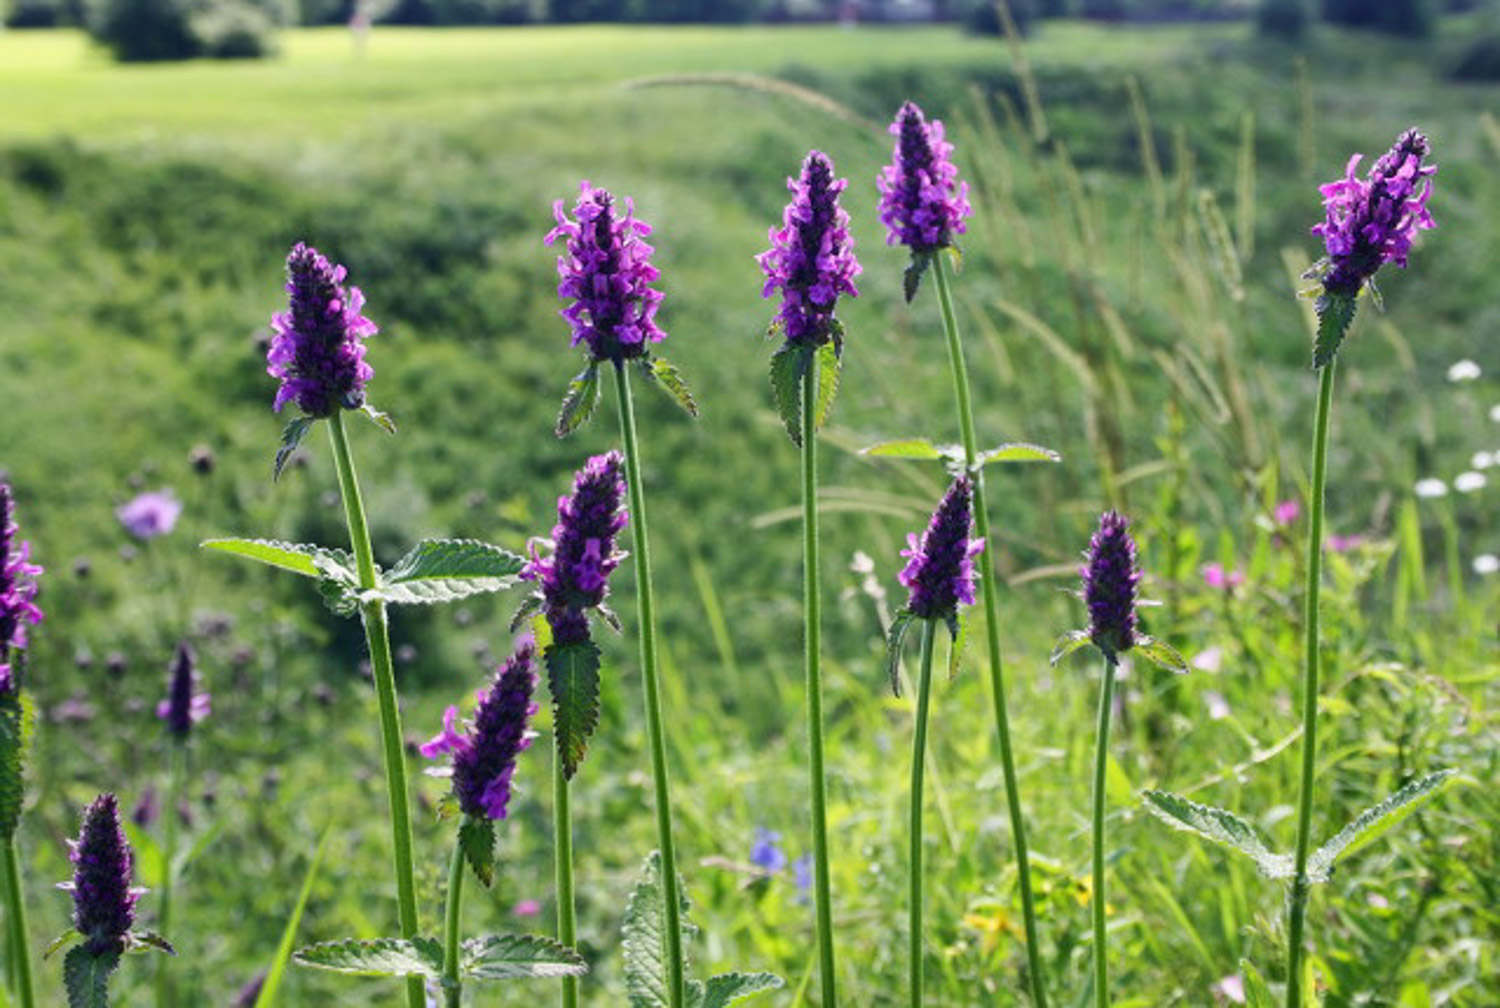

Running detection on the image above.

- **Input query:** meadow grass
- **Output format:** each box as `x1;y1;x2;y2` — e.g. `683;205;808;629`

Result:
1;18;1496;1006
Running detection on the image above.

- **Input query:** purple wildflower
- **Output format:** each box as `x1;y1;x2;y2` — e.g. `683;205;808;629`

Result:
749;828;787;874
877;101;973;254
521;452;629;646
267;243;377;417
116;490;182;540
0;484;43;694
793;853;813;896
898;477;985;622
757;150;861;349
1082;511;1140;658
1312;129;1436;296
545;182;666;364
156;641;210;739
1200;563;1244;592
65;794;139;955
419;639;539;820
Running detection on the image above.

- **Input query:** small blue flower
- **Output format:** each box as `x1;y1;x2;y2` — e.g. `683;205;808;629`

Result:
750;828;787;874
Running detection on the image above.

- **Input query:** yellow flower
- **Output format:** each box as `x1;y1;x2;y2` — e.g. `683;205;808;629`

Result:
962;907;1020;955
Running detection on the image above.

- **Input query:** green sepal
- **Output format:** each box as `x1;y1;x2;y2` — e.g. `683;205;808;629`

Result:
622;851;696;1008
509;593;544;634
768;342;807;446
366;538;526;606
64;944;120;1008
458;933;588;981
884;610;916;697
126;931;176;956
1306;769;1460;882
813;340;840;432
273;416;315;481
595;603;624;635
293;936;444;978
697;971;784;1007
944;610;966;680
640;355;700;418
1312;289;1357;369
0;688;35;841
556;363;602;438
1133;636;1190;676
359;403;397;435
459;816;496;888
1140;790;1292;879
903;248;935;303
1049;630;1091;667
545;640;602;780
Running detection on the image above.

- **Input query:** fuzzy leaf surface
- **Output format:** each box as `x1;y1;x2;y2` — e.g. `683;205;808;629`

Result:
546;640;601;780
1135;636;1190;676
293;937;443;978
1307;769;1459;882
1049;630;1092;667
860;438;945;460
768;343;805;446
813;341;839;432
64;945;119;1008
556;363;602;438
643;356;700;418
903;249;934;303
622;851;695;1008
274;417;315;481
128;931;176;955
885;610;915;697
201;538;333;579
698;972;784;1008
369;539;526;605
459;933;588;980
360;403;397;434
0;691;35;840
460;817;496;888
1140;790;1292;878
1312;290;1357;369
976;442;1062;465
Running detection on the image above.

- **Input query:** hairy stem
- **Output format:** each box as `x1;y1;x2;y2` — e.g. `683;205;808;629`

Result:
554;749;578;1008
801;354;839;1008
442;831;466;1008
328;411;424;1008
1090;652;1118;1008
908;621;938;1008
612;361;685;1008
2;835;34;1008
1287;360;1337;1007
932;252;1048;1005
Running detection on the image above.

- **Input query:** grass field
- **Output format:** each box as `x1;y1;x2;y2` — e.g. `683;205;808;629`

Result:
1;17;1497;1006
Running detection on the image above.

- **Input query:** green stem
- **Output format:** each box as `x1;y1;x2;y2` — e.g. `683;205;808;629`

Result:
1090;652;1118;1008
611;361;685;1008
327;411;425;1008
1286;360;1337;1008
442;829;466;1008
932;253;1048;1006
554;748;578;1008
800;354;838;1008
2;836;34;1008
156;742;185;1008
908;621;938;1008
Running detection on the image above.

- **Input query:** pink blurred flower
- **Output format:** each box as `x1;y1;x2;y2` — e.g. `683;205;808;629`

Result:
1201;563;1245;591
1325;534;1365;552
1274;499;1300;526
512;899;541;917
1213;973;1246;1004
116;491;182;539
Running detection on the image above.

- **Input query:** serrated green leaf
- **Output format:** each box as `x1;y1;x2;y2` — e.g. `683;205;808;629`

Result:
1134;636;1190;676
201;538;324;578
460;816;496;888
274;416;315;481
126;931;175;956
458;933;588;981
316;577;361;618
976;442;1062;465
622;851;695;1008
699;972;784;1008
1312;290;1357;369
903;249;935;303
293;937;443;978
368;539;526;606
1241;959;1277;1008
885;610;916;697
546;641;601;780
643;356;700;418
1307;769;1459;882
860;439;944;460
509;594;544;634
556;363;601;438
0;691;34;840
768;343;805;447
1140;790;1293;879
44;929;80;961
813;341;839;432
360;403;397;434
1049;630;1092;667
64;945;119;1008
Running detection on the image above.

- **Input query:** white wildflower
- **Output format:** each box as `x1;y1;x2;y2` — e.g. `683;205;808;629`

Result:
1474;554;1499;576
1454;471;1487;494
1414;478;1448;499
1447;359;1481;382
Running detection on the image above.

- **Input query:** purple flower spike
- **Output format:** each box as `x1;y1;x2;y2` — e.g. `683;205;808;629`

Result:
116;490;181;540
0;484;43;695
521;452;629;646
1082;511;1140;658
66;794;139;955
420;639;539;820
267;243;377;417
899;477;985;622
1312;128;1436;296
545;182;667;364
878;101;972;254
157;641;209;739
757;150;861;349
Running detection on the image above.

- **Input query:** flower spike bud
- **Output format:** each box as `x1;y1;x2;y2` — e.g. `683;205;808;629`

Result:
157;641;210;740
1082;511;1140;660
878;101;972;299
898;477;985;624
66;794;139;956
0;483;43;695
267;243;377;417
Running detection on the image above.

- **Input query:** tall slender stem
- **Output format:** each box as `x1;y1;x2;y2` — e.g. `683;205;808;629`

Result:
155;741;185;1008
1090;652;1118;1008
932;253;1048;1005
327;411;425;1008
442;831;466;1008
1286;360;1337;1007
800;354;838;1008
907;621;938;1008
611;361;685;1008
554;748;578;1008
2;836;34;1008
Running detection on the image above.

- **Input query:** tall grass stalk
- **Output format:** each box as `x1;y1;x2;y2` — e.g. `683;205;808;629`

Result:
1;837;33;1008
554;747;577;1008
1286;360;1336;1007
907;620;937;1008
800;357;838;1008
326;410;424;1008
1090;652;1119;1008
931;253;1048;1005
155;741;185;1008
610;361;686;1008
